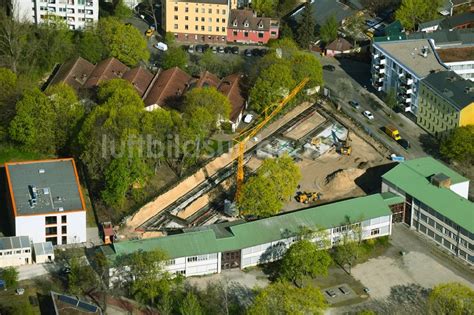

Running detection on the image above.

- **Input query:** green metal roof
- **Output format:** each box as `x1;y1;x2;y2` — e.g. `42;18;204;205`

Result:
112;194;393;260
382;157;473;233
380;192;405;205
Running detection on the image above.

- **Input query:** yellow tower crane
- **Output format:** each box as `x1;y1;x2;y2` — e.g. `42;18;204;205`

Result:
234;78;309;201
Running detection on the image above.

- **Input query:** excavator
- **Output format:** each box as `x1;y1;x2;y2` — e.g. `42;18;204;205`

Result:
296;191;322;204
331;130;352;156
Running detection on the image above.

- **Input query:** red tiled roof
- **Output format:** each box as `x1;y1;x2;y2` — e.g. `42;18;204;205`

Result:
218;74;246;122
228;9;278;31
84;57;129;88
188;71;220;90
143;67;192;109
326;38;353;52
122;67;154;97
48;57;95;91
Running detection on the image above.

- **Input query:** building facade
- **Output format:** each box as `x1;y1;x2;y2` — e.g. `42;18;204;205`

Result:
382;157;474;266
226;9;279;44
163;0;237;43
106;194;396;283
14;0;99;30
417;71;474;138
371;39;446;114
0;236;32;268
4;159;87;245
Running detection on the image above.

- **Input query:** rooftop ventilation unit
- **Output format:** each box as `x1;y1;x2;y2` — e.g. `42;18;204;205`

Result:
39;169;45;174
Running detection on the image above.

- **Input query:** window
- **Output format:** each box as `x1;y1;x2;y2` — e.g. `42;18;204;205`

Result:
208;18;212;22
208;26;212;31
166;259;175;265
62;236;67;244
175;270;185;275
174;15;178;20
174;24;178;29
370;228;380;236
216;18;219;22
45;216;57;225
25;249;30;253
222;19;225;23
222;9;226;14
46;237;57;245
244;31;248;37
201;17;204;22
15;250;21;254
201;26;205;31
195;8;198;13
185;16;188;21
185;7;188;12
208;9;212;13
216;27;219;31
201;8;205;13
174;6;178;11
59;7;66;12
222;27;225;32
46;227;57;236
185;25;188;30
195;17;198;21
233;30;237;36
62;226;67;234
195;25;198;30
187;256;198;262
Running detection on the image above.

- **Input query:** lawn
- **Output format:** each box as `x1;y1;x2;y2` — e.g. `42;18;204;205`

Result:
0;144;54;164
0;280;43;314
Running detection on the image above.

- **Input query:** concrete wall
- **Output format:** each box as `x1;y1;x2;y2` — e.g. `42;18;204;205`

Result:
34;253;55;264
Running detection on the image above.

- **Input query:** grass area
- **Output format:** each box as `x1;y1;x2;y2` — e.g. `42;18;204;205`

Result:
0;279;47;314
81;185;98;228
0;144;53;164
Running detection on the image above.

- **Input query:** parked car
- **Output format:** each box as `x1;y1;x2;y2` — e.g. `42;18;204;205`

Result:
259;48;268;56
203;44;210;52
349;100;360;109
187;45;194;53
397;138;410;150
211;46;217;53
363;110;374;120
218;46;225;53
326;289;337;298
251;48;260;56
243;114;254;123
145;28;154;37
244;49;252;57
231;46;239;54
153;42;168;51
195;45;203;53
363;287;370;293
323;65;336;71
224;46;232;54
339;287;349;295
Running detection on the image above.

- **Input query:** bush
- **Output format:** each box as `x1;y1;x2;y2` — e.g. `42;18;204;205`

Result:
1;267;18;288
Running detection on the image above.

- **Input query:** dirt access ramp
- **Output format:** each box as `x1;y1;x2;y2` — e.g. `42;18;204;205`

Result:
125;102;314;230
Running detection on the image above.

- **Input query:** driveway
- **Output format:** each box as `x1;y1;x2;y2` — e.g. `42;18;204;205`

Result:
17;263;58;281
351;224;474;299
319;55;430;159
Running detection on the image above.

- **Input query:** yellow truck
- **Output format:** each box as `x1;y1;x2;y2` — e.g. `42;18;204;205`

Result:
384;125;401;141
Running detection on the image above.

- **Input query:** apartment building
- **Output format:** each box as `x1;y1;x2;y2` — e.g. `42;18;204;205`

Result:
4;159;87;245
227;9;279;44
436;46;474;81
417;71;474;138
14;0;99;30
382;157;474;266
162;0;237;43
371;39;446;114
105;193;397;283
0;236;32;268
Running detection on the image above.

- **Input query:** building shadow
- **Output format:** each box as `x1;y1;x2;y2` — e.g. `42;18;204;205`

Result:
354;162;398;194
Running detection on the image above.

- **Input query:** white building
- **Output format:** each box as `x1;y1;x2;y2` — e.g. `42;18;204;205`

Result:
13;0;99;30
33;242;55;263
382;157;474;266
4;159;87;246
106;193;397;284
0;236;32;268
371;39;446;114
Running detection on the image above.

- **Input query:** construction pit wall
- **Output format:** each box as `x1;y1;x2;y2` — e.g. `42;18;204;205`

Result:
108;214;391;285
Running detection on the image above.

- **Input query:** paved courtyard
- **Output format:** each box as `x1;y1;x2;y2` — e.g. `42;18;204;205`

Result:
351;224;474;299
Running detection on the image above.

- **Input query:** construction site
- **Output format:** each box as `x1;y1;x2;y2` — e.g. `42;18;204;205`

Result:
118;93;389;241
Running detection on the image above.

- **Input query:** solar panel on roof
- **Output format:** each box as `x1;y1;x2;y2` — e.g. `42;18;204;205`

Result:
58;294;79;306
77;301;98;313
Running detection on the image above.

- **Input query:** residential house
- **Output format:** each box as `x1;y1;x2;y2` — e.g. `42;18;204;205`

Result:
104;193;397;283
439;0;472;16
382;157;473;266
14;0;99;30
417;71;474;138
4;159;87;245
162;0;237;43
122;66;155;97
0;236;31;267
33;242;55;263
419;11;474;32
325;38;353;56
48;57;95;91
83;57;130;89
217;74;247;131
371;39;446;114
227;9;279;44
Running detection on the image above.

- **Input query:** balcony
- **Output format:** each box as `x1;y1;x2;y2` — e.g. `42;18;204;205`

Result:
372;52;380;59
86;1;93;6
373;81;383;91
67;8;74;13
379;67;386;74
86;9;93;15
400;75;414;85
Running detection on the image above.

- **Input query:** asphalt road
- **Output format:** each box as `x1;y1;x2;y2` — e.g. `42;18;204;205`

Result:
318;56;430;160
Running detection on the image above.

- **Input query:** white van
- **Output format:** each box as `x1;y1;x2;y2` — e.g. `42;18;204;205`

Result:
154;42;168;51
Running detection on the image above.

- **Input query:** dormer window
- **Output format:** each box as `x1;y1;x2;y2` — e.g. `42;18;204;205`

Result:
258;22;263;28
233;19;238;27
243;19;249;27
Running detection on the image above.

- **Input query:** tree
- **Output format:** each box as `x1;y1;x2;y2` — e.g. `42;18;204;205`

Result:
0;301;35;315
320;15;338;45
1;267;18;288
296;1;316;49
277;0;299;17
333;231;360;274
237;154;301;217
180;292;203;315
75;29;107;63
343;14;365;46
9;88;56;153
428;282;474;314
384;88;398;114
0;12;33;74
116;249;170;305
290;52;323;88
0;68;19;137
252;0;276;17
162;46;189;70
141;0;160;32
249;61;295;113
395;0;444;31
114;0;133;19
440;126;474;165
183;87;231;124
279;240;332;287
164;32;175;45
68;257;98;295
99;17;150;66
361;0;396;15
247;281;327;315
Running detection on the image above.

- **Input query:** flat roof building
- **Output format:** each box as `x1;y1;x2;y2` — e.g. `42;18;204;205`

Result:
4;159;87;245
0;236;32;268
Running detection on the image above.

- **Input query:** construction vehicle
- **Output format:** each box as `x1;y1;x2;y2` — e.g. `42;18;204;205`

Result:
384;125;401;141
296;191;322;204
234;78;309;200
331;130;352;156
